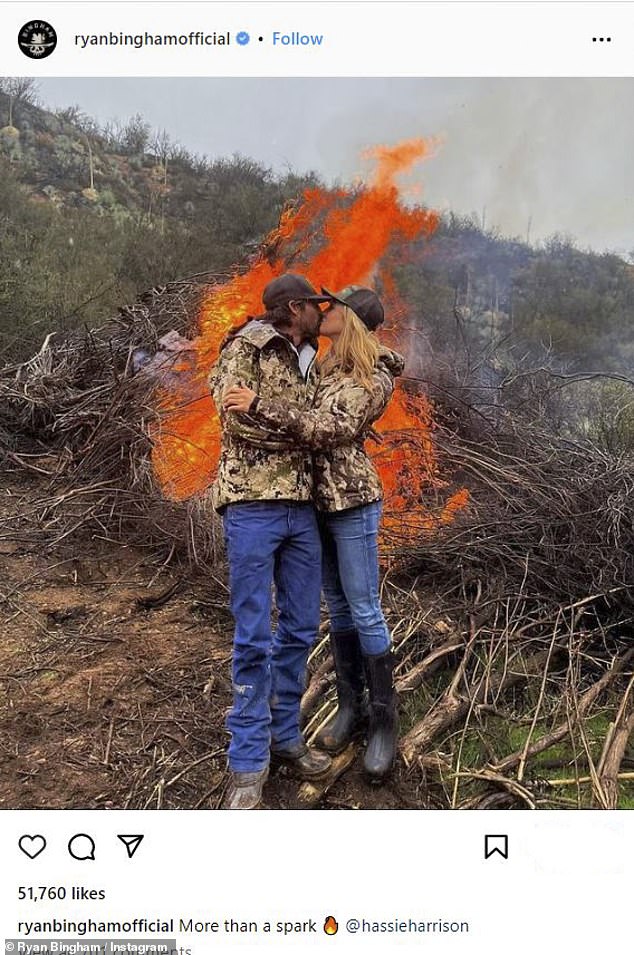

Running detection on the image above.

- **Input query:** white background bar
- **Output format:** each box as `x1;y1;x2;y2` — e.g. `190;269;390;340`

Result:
2;810;631;953
0;2;632;76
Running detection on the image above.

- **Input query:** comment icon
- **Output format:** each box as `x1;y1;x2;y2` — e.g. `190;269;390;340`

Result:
68;833;96;861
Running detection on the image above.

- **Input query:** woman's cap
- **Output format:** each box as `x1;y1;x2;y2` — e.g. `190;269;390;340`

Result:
321;285;385;330
263;273;332;309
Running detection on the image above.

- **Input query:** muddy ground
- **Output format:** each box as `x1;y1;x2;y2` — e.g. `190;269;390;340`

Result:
0;475;423;810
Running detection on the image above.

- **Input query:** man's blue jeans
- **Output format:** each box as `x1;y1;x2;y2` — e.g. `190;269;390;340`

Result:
222;501;322;773
320;501;391;657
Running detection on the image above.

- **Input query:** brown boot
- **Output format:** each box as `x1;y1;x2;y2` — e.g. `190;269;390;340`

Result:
271;740;332;778
222;767;269;809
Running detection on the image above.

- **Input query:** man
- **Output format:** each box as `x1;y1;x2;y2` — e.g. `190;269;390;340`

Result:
209;273;333;809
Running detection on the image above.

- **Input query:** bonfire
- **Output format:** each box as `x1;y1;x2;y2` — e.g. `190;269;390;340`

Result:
1;138;633;810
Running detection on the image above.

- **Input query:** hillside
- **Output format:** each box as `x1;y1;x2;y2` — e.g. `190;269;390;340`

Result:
2;87;634;372
0;87;318;228
0;87;320;360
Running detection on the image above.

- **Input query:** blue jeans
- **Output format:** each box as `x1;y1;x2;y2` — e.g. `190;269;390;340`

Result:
222;501;322;773
320;501;391;657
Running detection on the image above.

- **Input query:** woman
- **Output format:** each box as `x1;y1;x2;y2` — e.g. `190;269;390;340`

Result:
223;285;405;781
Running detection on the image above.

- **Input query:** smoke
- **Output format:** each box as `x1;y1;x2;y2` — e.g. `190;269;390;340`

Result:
431;78;634;251
37;77;634;252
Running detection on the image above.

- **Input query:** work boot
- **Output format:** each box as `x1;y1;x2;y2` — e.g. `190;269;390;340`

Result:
363;650;398;782
271;739;332;779
315;629;366;754
223;767;269;810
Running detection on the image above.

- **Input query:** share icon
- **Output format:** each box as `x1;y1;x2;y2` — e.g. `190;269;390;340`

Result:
117;834;144;859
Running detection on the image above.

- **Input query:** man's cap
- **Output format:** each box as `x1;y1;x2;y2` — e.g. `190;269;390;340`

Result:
321;285;385;331
262;273;332;310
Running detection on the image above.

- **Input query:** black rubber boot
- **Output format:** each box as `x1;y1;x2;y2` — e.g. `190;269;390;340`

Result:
363;650;397;782
315;629;366;755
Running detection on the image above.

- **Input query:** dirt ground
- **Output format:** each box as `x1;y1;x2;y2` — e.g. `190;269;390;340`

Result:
0;475;422;811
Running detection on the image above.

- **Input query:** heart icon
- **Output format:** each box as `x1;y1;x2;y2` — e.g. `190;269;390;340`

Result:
19;834;47;859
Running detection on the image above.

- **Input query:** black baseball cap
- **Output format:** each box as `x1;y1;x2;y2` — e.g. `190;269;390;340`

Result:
262;273;332;310
321;285;385;331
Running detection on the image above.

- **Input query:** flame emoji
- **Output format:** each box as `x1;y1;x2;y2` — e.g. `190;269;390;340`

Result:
324;916;339;936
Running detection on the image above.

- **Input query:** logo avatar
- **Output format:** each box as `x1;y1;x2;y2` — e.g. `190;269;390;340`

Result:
18;21;57;59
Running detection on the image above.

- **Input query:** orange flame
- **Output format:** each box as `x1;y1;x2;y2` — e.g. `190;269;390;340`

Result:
323;916;338;936
151;138;467;534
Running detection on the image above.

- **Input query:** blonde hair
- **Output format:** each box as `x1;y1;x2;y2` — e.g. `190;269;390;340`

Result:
320;306;380;390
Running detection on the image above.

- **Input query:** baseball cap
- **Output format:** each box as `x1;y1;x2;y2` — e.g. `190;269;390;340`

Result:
262;273;332;310
321;285;385;331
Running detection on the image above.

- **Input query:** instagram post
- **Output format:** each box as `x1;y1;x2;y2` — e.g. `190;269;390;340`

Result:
1;4;634;954
1;73;633;814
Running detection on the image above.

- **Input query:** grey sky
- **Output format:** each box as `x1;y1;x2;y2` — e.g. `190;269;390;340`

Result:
37;77;634;254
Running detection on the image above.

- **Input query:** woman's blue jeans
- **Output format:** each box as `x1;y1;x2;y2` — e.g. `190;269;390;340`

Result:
222;501;322;773
319;501;391;657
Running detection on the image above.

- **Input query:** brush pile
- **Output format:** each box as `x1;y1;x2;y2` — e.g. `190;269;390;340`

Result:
304;381;634;808
1;279;633;809
0;278;221;561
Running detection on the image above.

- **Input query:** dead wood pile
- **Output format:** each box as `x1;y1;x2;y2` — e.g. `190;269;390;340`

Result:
0;279;219;561
1;281;633;808
303;392;634;808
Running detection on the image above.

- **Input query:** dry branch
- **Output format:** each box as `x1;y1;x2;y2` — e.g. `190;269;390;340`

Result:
401;648;552;764
300;655;334;722
490;648;634;774
395;637;463;693
596;674;634;809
